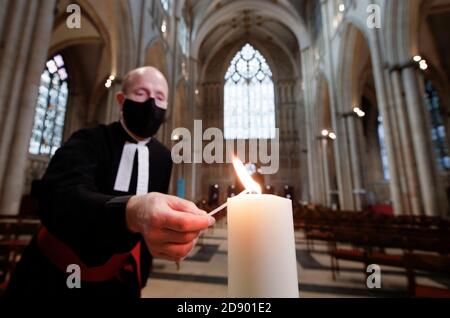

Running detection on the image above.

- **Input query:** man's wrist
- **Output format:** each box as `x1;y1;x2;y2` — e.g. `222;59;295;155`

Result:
125;195;140;233
105;195;139;236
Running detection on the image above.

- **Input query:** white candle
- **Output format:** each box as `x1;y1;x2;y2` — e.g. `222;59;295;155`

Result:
228;194;299;298
227;159;299;298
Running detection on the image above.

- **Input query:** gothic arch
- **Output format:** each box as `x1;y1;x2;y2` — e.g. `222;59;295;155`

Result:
337;22;372;113
386;0;450;64
199;25;299;79
191;0;311;59
49;0;111;57
46;1;131;130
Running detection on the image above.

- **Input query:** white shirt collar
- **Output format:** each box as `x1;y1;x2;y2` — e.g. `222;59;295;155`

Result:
113;121;151;195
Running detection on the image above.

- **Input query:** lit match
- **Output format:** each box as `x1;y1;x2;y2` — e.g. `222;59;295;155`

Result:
208;157;261;217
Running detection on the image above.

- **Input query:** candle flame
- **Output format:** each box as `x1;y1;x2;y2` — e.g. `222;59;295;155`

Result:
232;157;262;194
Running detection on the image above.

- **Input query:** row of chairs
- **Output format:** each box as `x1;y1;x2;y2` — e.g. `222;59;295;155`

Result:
294;206;450;298
294;207;450;230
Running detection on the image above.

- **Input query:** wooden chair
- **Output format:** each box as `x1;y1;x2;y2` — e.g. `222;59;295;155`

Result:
404;253;450;298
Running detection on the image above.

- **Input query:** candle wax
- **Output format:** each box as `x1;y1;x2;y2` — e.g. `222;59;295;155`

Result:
227;194;299;298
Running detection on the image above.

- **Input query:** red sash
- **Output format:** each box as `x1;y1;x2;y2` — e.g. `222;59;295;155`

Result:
37;226;141;287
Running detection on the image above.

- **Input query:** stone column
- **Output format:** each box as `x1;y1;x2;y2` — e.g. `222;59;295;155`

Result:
0;0;56;215
384;70;412;215
0;0;27;128
314;132;325;205
301;48;318;203
347;116;364;211
368;26;404;215
0;0;13;56
296;81;309;203
391;69;423;215
321;138;331;207
402;66;442;216
135;0;147;67
178;63;195;203
188;57;199;201
320;0;344;209
321;0;355;210
0;0;38;192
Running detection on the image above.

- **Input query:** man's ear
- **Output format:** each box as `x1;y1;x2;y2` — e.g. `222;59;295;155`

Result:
116;92;126;109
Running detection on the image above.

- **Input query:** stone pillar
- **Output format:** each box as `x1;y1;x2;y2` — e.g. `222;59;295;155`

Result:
188;57;199;201
320;0;354;210
178;33;201;203
135;0;148;67
321;139;331;207
384;70;412;215
0;0;27;127
167;15;179;145
347;116;364;210
402;66;443;216
391;69;423;215
0;0;56;215
334;116;356;210
314;133;325;205
314;98;326;204
368;27;404;215
301;48;318;204
296;81;309;203
0;0;38;190
0;0;13;56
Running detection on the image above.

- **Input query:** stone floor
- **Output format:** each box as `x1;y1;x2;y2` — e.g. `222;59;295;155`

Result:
142;220;450;298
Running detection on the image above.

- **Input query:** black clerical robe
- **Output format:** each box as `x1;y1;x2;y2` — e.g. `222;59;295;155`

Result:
6;122;172;298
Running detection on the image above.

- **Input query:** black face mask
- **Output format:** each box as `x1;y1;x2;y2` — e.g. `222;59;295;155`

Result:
122;98;166;138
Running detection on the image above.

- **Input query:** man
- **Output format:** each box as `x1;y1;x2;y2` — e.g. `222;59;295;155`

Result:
6;67;215;298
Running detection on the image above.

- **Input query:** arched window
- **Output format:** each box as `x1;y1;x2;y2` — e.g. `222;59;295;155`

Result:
224;43;276;140
160;0;170;12
377;115;390;180
178;17;188;55
425;80;450;171
29;54;69;156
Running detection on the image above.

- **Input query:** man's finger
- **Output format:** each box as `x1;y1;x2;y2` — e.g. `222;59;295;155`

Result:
157;229;200;244
161;242;195;260
166;196;205;215
163;211;215;232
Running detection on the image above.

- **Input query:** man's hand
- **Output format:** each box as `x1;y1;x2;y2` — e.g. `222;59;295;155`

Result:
125;193;215;262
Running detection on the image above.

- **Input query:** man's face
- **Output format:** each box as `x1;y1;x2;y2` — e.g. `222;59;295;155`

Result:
117;68;169;110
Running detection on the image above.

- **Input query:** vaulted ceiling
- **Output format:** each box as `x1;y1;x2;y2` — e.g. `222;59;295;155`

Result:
182;0;312;63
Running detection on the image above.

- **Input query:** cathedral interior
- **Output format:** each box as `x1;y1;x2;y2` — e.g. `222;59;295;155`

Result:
0;0;450;298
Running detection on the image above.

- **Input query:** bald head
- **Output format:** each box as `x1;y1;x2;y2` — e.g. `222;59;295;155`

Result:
117;66;169;109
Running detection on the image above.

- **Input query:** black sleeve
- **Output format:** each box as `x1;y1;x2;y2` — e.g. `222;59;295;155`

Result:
35;128;140;256
162;156;173;194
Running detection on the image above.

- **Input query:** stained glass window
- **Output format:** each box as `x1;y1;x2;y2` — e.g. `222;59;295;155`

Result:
160;0;170;12
29;54;69;156
224;43;276;140
179;17;188;55
377;115;390;180
425;80;450;170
